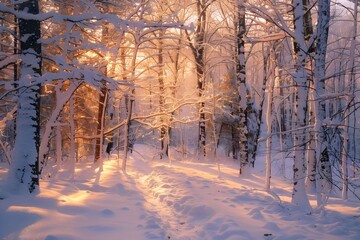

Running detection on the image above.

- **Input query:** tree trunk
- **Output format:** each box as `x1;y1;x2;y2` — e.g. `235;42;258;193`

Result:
94;81;108;162
122;93;134;172
303;0;316;195
250;43;268;166
56;125;62;163
306;84;317;194
265;47;276;191
94;18;110;162
69;96;76;178
8;0;41;193
341;0;358;200
313;0;332;207
236;1;249;175
196;0;207;158
158;29;167;158
291;0;310;208
39;81;81;174
185;0;209;158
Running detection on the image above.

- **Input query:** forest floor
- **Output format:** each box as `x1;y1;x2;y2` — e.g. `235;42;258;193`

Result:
1;144;360;240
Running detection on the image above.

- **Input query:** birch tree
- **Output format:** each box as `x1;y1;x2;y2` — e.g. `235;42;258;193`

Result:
313;0;332;206
291;0;311;208
236;0;250;175
265;45;276;190
341;0;358;200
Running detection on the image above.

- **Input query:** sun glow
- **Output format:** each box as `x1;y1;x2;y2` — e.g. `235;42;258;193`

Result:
104;52;111;62
7;206;49;216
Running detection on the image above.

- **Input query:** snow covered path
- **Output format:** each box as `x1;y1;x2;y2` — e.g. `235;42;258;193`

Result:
1;159;166;240
133;158;360;240
1;148;360;240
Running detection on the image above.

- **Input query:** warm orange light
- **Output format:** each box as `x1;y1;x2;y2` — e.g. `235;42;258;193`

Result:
104;52;111;62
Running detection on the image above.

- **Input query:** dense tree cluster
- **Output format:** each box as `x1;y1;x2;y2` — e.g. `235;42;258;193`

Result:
0;0;359;209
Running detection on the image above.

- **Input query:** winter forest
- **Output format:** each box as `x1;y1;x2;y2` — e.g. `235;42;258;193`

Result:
1;0;360;239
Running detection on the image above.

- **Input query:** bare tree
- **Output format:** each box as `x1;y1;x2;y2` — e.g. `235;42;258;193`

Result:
7;0;41;193
185;0;214;158
235;0;250;175
290;0;311;208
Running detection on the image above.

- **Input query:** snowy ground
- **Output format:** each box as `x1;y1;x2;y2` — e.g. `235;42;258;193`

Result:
1;144;360;240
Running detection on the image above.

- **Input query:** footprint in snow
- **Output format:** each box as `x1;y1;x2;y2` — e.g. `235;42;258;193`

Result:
45;235;76;240
101;208;115;217
187;205;215;220
145;218;161;229
263;222;280;231
248;208;264;220
184;180;192;187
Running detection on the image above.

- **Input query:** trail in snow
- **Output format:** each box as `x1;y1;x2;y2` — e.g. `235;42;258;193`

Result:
128;150;360;240
1;145;360;240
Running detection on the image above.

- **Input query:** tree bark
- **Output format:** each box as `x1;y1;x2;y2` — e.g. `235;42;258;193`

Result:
158;29;167;158
265;47;276;191
341;0;358;200
185;0;209;158
196;0;207;158
236;1;249;175
122;93;134;172
8;0;41;193
291;0;311;208
313;0;332;206
94;14;110;163
94;81;108;162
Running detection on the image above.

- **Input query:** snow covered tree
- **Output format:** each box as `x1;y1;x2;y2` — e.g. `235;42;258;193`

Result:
0;1;18;164
185;0;212;158
6;0;41;193
290;0;311;208
264;44;277;190
235;0;250;175
94;5;111;163
341;0;358;200
313;0;332;206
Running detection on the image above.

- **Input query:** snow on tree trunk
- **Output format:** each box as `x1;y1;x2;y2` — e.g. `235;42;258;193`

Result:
122;93;134;172
94;19;110;163
7;0;41;193
69;96;76;179
39;82;81;173
272;56;286;178
341;121;349;200
158;28;167;158
306;84;317;194
185;0;209;158
303;0;317;195
349;1;359;180
291;0;311;209
94;81;108;163
343;0;358;200
313;0;332;206
56;125;62;163
250;43;268;169
265;47;276;191
195;0;207;158
122;31;139;172
236;1;249;175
